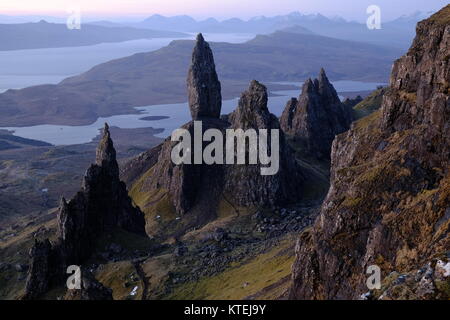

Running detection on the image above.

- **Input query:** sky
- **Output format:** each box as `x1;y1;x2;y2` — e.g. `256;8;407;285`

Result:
0;0;448;21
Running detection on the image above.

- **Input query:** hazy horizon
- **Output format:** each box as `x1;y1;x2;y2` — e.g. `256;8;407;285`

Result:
0;0;447;22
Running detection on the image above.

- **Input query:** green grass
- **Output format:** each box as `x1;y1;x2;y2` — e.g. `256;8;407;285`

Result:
95;261;143;300
129;167;179;237
353;88;386;120
165;239;295;300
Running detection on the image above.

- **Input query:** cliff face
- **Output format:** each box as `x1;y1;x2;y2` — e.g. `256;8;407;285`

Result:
290;6;450;300
280;69;353;159
22;124;146;299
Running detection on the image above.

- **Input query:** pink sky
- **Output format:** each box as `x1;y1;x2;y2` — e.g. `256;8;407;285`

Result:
0;0;447;20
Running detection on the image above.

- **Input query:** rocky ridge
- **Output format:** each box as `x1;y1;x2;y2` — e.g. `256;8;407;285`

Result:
290;6;450;300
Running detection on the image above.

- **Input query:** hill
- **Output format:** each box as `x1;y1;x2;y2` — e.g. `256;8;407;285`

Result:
0;31;400;127
0;20;187;51
134;11;432;49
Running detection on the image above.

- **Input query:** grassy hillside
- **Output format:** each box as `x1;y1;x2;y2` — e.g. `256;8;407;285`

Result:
352;87;387;120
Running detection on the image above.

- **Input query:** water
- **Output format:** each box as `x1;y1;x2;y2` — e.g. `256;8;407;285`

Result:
0;35;383;146
0;80;385;146
0;33;255;92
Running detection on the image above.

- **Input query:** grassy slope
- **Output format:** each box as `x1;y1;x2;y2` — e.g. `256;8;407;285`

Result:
352;87;386;120
165;237;295;300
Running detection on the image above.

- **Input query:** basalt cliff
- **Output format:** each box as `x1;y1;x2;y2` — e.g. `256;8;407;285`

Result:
290;6;450;300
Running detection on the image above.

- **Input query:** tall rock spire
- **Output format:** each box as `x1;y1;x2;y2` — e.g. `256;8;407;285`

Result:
95;123;119;177
187;33;222;119
22;123;146;299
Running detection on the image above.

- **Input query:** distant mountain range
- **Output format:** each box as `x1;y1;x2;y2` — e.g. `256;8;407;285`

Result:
0;20;188;51
0;10;434;50
129;11;435;49
0;30;400;126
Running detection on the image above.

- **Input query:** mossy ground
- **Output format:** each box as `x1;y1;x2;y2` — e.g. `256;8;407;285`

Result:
95;261;144;300
352;88;386;120
129;167;178;238
165;237;295;300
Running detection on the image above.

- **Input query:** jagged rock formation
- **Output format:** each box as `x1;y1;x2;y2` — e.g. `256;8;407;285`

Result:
187;33;222;119
22;124;146;299
131;34;228;218
280;69;353;159
225;80;303;207
58;123;146;264
128;35;303;237
290;6;450;300
143;118;228;216
23;239;54;299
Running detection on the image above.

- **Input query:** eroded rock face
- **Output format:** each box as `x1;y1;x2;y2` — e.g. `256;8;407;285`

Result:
142;118;228;215
290;6;450;300
21;239;54;300
280;69;353;159
225;80;303;207
23;124;146;299
187;33;222;119
135;82;303;224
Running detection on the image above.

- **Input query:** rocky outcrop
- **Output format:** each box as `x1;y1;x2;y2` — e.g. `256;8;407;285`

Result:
22;239;54;300
280;68;353;159
143;118;228;215
187;33;222;119
120;143;163;186
225;80;303;207
290;6;450;300
22;124;146;299
57;124;145;264
130;35;228;219
129;36;304;237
